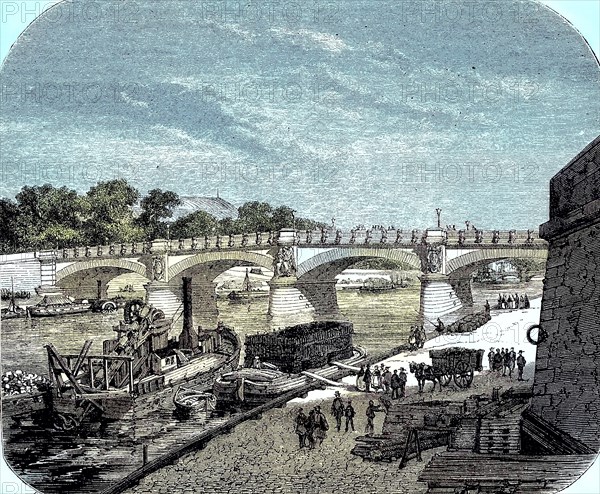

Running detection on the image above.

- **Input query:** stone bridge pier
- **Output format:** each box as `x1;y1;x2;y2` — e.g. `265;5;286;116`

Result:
267;230;316;328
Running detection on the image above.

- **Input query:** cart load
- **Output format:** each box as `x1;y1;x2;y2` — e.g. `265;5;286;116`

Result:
429;347;485;388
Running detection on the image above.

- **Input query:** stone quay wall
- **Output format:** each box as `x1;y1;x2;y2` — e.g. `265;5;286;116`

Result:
530;136;600;451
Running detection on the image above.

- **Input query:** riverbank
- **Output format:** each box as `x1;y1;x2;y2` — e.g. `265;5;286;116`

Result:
124;300;542;494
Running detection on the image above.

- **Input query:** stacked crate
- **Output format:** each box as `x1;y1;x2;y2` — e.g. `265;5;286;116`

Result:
478;402;529;455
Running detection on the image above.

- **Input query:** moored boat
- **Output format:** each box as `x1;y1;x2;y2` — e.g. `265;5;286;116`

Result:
213;320;367;410
15;277;240;430
173;385;217;417
213;346;366;410
27;292;92;317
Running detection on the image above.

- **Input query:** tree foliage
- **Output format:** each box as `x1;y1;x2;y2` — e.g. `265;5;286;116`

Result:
509;258;546;282
136;189;182;240
84;179;143;244
0;181;324;252
170;211;219;239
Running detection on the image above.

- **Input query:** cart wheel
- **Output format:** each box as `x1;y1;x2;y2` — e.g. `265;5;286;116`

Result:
101;301;117;313
440;374;452;386
453;361;474;388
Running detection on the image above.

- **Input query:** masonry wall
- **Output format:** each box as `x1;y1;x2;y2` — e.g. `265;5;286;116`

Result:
529;136;600;451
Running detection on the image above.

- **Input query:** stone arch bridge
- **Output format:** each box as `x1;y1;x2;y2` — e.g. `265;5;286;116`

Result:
11;228;546;328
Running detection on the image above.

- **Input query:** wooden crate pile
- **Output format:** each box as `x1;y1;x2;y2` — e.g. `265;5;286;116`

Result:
478;401;529;455
449;394;529;455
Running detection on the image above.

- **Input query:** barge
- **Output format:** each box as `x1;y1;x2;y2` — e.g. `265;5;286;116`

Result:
213;320;367;410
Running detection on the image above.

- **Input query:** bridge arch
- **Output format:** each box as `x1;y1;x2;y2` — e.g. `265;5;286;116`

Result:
446;247;548;276
168;251;274;281
297;247;421;282
56;258;147;283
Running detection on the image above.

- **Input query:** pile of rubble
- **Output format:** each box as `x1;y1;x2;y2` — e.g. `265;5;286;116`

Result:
445;310;491;334
2;370;50;395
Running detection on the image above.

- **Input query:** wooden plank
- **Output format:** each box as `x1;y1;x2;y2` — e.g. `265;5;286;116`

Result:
300;371;350;387
73;340;93;376
45;343;104;412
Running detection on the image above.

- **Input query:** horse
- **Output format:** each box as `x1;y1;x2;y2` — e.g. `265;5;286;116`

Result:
409;362;441;393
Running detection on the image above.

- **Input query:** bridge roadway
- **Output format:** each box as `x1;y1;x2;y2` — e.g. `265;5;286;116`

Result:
0;227;547;328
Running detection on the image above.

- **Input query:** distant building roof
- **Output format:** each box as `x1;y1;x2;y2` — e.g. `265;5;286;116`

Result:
133;196;238;222
174;196;238;221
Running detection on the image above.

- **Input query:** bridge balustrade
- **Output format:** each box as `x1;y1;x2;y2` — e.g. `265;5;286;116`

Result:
445;229;541;246
46;228;543;261
297;229;418;246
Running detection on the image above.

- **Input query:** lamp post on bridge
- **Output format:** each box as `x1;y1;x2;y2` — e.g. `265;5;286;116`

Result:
435;208;442;229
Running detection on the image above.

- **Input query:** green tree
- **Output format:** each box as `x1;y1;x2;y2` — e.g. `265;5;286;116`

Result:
218;217;241;235
237;201;274;232
84;179;143;244
136;189;181;240
170;211;219;239
13;184;86;249
509;258;546;282
0;198;19;252
271;205;297;230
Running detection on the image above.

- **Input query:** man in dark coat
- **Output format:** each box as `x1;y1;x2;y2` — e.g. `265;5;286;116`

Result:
344;399;356;432
331;391;345;432
390;369;401;399
493;348;503;372
382;366;392;394
363;364;372;392
294;408;307;448
398;367;408;398
517;351;526;381
356;365;365;390
306;409;316;449
311;405;329;447
508;347;517;379
503;348;511;377
487;347;495;372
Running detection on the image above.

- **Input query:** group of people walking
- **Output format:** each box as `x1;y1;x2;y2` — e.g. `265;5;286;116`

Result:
293;405;330;449
408;325;426;349
488;347;527;381
355;364;408;399
497;293;531;310
294;391;386;448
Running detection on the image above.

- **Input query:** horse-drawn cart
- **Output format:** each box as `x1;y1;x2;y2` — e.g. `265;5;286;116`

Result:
429;347;485;388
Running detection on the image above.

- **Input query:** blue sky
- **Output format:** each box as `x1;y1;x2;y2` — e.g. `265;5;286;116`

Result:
0;0;598;233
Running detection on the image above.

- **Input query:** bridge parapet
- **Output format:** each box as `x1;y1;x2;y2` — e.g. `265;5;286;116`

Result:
444;229;545;247
295;228;545;248
44;228;547;262
54;232;276;261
